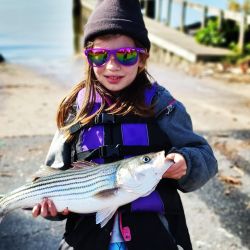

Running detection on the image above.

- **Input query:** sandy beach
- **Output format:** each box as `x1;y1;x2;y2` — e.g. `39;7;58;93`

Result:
0;61;250;250
0;63;70;137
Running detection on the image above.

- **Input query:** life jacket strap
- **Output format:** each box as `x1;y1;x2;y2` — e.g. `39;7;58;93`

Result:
69;122;83;134
76;144;164;161
94;113;152;125
69;114;153;135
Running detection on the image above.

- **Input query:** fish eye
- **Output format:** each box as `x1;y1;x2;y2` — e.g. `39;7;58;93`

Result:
142;156;151;163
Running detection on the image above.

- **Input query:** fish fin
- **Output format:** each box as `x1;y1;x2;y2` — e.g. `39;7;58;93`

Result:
30;165;63;181
30;161;99;181
95;188;119;198
96;208;118;228
72;160;98;169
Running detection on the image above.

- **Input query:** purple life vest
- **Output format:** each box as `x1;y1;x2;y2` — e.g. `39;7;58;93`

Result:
71;83;172;163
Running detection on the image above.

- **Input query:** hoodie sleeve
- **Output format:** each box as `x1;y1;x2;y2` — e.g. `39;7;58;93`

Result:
44;102;77;170
37;104;77;221
154;84;218;192
44;129;73;170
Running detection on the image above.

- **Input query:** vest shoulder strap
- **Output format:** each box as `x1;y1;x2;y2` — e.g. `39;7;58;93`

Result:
76;144;164;161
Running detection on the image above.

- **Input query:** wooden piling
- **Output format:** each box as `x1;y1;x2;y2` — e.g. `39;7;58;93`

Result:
201;6;208;28
73;0;82;53
165;0;173;26
238;13;246;53
180;1;187;32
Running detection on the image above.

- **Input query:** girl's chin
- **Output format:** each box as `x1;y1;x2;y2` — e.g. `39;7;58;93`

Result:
103;81;126;92
105;85;123;93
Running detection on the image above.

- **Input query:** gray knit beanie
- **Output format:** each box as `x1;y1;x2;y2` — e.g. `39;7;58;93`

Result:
83;0;151;51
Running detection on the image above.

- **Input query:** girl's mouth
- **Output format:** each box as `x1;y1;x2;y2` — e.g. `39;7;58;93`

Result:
105;75;123;84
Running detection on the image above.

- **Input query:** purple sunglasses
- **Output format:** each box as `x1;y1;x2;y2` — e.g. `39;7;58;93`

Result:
84;47;146;67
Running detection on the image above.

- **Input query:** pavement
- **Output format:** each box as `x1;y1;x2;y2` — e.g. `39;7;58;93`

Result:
0;61;249;250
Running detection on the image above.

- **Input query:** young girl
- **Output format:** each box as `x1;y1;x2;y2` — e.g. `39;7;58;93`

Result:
32;0;218;249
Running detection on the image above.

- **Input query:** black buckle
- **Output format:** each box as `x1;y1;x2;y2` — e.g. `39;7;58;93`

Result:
100;145;121;158
69;122;82;134
95;113;115;124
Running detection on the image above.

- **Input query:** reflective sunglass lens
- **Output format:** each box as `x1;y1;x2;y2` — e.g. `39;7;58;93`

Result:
117;49;138;66
85;48;145;67
88;50;107;66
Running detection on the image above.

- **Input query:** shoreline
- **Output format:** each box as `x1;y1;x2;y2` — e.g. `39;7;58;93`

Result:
1;59;250;138
0;60;250;250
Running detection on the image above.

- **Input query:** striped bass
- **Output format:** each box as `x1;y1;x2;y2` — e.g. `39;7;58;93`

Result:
0;151;172;227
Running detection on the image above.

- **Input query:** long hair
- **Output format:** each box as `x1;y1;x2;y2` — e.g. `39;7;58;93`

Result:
57;35;155;141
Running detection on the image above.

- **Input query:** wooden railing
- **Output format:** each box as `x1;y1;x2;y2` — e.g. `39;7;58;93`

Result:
140;0;250;51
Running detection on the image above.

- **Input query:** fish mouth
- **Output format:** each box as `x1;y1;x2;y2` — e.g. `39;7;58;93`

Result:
151;150;167;174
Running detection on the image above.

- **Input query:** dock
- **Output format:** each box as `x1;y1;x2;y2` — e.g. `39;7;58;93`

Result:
144;16;233;62
79;0;237;63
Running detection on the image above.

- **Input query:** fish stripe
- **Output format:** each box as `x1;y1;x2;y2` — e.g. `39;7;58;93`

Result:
31;165;118;187
3;165;118;200
1;170;117;207
35;164;118;183
3;182;114;207
1;175;116;207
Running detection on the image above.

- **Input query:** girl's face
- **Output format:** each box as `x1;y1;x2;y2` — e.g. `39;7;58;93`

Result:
91;35;145;93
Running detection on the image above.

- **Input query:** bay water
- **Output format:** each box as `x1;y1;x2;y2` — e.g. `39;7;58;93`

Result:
0;0;239;84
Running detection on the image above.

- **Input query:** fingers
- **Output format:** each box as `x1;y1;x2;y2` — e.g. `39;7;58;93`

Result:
163;153;187;179
40;198;49;217
47;199;58;217
62;207;70;216
31;198;70;218
163;164;186;179
32;198;59;218
32;203;41;218
163;165;185;179
166;153;175;161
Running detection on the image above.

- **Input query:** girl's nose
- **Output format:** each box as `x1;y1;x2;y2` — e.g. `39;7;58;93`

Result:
106;55;121;70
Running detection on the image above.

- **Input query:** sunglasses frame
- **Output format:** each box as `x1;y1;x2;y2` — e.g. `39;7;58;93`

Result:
84;47;146;67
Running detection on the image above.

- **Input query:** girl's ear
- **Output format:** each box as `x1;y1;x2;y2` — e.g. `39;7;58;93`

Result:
138;64;145;74
138;59;145;68
138;52;148;72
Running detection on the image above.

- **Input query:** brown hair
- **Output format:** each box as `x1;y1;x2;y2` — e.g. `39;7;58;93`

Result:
56;35;155;141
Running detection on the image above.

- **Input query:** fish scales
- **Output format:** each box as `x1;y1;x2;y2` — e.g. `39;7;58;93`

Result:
6;166;117;200
0;151;173;227
2;164;117;197
3;182;114;207
1;166;117;208
0;165;116;207
33;163;118;184
1;176;115;208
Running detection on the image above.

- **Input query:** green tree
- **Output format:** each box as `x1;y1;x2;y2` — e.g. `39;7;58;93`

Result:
228;0;241;12
242;0;250;14
227;0;250;13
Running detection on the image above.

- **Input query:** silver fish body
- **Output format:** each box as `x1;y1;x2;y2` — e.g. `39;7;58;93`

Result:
0;151;172;227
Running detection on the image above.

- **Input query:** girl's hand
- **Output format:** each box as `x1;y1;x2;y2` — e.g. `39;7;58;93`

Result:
32;198;70;218
163;153;187;180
